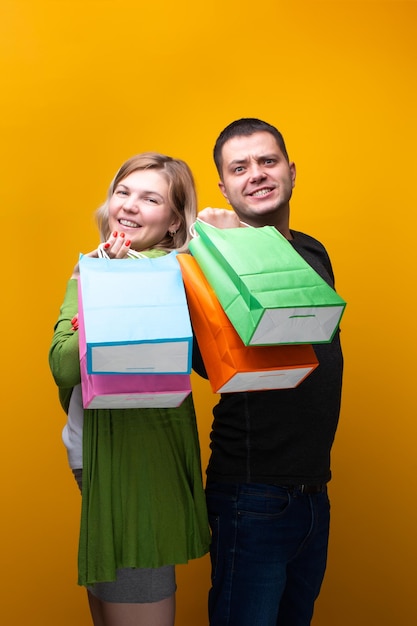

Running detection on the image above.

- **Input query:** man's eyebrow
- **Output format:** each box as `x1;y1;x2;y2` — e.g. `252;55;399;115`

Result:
257;153;279;160
228;158;248;167
227;153;279;167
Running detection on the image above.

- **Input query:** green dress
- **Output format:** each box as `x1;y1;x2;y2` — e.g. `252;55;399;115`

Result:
49;251;210;587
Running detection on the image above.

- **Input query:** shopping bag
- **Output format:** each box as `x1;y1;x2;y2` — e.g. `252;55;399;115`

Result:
79;356;191;409
80;359;191;409
77;279;191;408
78;251;192;375
188;220;346;346
177;254;318;393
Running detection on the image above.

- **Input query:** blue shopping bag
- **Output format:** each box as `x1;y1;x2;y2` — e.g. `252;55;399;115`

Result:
78;251;192;375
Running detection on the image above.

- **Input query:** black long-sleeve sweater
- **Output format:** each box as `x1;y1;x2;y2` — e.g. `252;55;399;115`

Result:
193;230;344;485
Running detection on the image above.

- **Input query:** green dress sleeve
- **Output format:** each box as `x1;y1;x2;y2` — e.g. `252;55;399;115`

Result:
48;278;80;412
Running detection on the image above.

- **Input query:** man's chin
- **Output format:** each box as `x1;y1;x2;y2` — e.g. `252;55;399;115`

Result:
239;202;279;217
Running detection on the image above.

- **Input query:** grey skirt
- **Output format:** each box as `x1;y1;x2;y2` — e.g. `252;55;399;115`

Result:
72;469;176;603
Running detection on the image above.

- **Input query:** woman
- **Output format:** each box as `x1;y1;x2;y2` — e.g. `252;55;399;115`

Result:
49;153;210;626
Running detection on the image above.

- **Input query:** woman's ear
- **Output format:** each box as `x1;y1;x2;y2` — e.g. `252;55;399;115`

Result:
168;217;181;234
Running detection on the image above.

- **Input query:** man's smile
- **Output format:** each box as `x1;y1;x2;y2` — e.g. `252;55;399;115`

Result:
249;187;274;197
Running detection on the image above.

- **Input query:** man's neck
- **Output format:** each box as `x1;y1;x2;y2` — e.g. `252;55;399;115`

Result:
244;213;292;240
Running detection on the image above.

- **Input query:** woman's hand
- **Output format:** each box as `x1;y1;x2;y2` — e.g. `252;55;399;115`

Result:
99;231;133;259
197;207;242;229
71;231;132;278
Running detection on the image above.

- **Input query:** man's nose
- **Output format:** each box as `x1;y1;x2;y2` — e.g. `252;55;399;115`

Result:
248;164;266;182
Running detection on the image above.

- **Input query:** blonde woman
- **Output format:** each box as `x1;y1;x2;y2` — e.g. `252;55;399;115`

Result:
49;153;210;626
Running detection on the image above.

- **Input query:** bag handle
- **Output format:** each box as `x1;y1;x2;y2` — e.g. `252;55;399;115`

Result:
189;214;251;238
97;243;146;260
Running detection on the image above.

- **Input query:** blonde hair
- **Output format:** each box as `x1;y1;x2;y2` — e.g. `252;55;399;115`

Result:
95;152;197;253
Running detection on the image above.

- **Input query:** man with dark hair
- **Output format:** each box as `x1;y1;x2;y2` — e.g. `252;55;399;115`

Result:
195;118;344;626
213;117;290;175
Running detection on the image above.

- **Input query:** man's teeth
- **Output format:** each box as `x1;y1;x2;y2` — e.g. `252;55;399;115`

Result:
252;189;271;197
120;219;139;228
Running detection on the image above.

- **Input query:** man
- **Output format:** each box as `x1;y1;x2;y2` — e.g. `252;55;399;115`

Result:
195;118;344;626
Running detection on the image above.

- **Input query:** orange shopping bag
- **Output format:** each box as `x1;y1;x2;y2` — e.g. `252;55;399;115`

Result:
177;254;319;394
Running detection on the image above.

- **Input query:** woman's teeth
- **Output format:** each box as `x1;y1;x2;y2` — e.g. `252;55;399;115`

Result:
119;219;139;228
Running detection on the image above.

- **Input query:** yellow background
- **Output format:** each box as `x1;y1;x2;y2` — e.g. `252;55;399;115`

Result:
1;0;416;624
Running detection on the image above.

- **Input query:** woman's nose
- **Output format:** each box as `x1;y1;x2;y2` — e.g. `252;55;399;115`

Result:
122;196;139;211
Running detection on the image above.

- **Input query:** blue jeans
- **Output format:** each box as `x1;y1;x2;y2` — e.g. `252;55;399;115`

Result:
206;482;330;626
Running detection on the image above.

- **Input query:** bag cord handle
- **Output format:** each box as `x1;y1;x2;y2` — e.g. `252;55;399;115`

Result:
189;214;251;238
97;243;147;260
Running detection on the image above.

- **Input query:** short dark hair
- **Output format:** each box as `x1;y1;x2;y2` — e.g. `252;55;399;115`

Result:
213;118;290;178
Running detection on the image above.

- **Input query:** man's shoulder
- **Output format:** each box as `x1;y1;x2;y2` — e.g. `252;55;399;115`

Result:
289;230;334;284
290;229;327;251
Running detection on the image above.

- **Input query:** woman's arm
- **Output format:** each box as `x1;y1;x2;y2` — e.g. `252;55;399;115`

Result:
48;279;81;389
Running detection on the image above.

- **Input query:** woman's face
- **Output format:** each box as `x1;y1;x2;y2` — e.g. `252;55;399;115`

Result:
108;169;180;251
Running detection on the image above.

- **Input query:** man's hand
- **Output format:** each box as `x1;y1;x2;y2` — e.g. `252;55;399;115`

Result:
197;207;242;229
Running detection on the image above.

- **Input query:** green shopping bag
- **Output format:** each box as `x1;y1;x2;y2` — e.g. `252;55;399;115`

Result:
189;220;346;346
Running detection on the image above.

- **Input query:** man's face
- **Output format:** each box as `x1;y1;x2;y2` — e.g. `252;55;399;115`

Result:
218;131;296;227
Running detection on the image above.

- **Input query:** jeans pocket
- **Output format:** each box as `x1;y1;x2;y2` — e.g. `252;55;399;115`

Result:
238;485;291;519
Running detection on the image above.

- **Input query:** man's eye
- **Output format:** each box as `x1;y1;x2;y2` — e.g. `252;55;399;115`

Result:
234;166;245;173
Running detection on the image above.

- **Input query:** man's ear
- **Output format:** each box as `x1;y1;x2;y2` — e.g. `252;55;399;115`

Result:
290;162;296;188
218;181;229;203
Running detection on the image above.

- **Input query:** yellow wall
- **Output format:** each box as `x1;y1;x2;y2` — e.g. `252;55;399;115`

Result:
1;0;416;624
